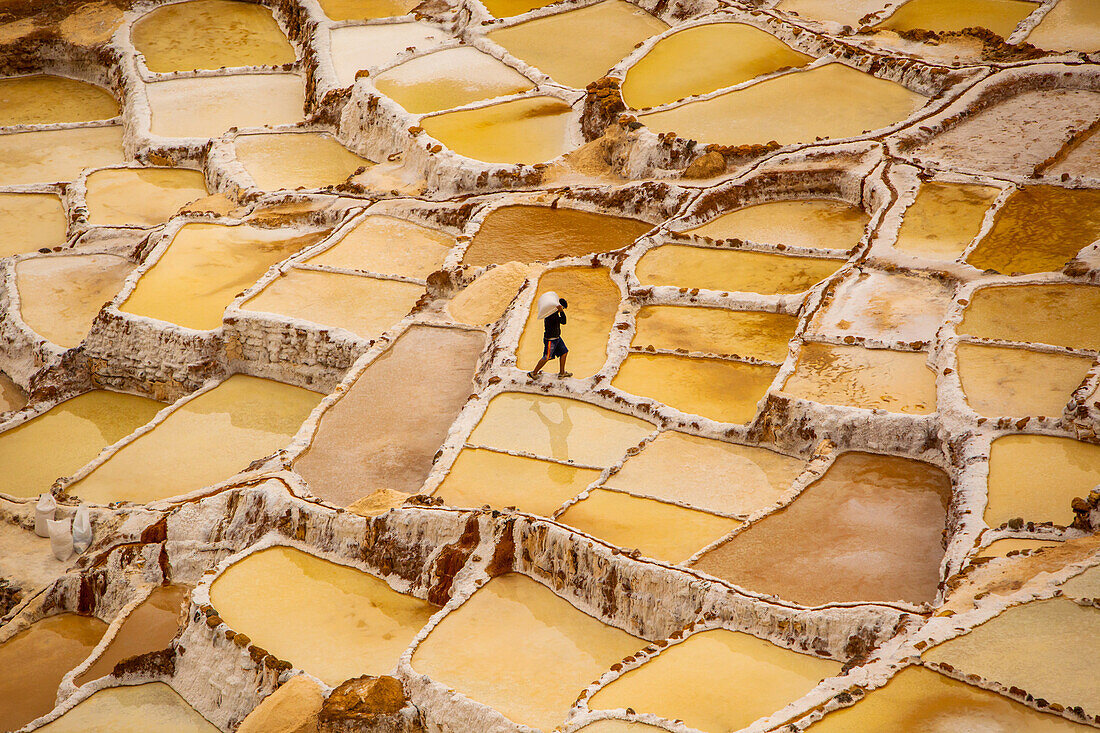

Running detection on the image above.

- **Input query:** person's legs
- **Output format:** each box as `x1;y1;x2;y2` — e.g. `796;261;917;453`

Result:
557;350;571;377
528;340;552;378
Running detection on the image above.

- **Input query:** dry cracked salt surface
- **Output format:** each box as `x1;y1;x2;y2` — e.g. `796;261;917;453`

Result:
0;0;1097;731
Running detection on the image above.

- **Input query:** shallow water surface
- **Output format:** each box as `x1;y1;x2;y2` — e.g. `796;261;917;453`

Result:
145;74;304;139
307;215;454;279
686;199;867;251
984;434;1100;528
375;47;534;114
632;305;797;361
420;96;574;164
636;244;843;295
0;192;67;257
0;127;127;186
893;181;1001;260
955;342;1092;417
959;284;1100;350
84;168;208;227
235;132;371;191
17;254;134;348
37;682;219;732
0;74;117;126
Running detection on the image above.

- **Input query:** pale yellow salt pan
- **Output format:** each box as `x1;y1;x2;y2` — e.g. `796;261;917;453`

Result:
687;199;868;252
0;192;67;257
447;262;536;326
235;132;371;191
318;0;419;20
329;23;448;87
16;254;134;348
1025;0;1100;51
808;270;953;343
420;96;574;164
374;47;534;114
557;489;741;563
434;447;600;515
806;665;1090;733
0;74;117;126
781;342;937;414
0;126;127;186
605;431;804;516
487;1;668;89
0;390;163;498
306;215;454;279
984;434;1100;528
468;392;652;466
1061;564;1100;600
924;598;1100;711
85;168;208;227
210;546;435;686
588;629;841;732
145;74;304;139
639;63;926;147
775;0;887;26
69;375;321;504
613;354;778;423
411;573;644;730
131;0;295;73
632;305;797;361
516;267;619;378
120;222;329;331
621;23;811;110
635;244;844;295
959;284;1100;351
955;342;1092;417
241;270;423;341
36;683;218;733
893;181;1001;260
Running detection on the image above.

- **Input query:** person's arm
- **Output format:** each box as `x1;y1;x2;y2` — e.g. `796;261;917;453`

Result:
558;307;566;325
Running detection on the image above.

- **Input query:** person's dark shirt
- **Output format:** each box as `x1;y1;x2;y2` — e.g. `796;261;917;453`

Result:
543;310;566;339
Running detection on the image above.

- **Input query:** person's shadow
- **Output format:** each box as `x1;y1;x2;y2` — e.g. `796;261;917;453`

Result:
529;398;575;482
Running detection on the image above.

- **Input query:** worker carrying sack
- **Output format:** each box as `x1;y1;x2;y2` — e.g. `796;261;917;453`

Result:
35;493;57;537
536;291;562;319
48;517;73;561
72;506;93;554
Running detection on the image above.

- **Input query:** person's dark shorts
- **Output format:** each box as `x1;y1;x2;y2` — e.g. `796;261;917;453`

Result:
543;337;568;358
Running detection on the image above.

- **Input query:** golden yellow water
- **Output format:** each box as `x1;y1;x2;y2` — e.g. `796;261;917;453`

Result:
780;342;937;414
974;538;1061;561
613;354;778;423
516;268;618;378
294;326;486;505
1062;565;1100;600
318;0;418;20
639;63;926;146
0;390;162;498
557;489;741;562
0;74;118;126
775;0;886;25
468;392;653;466
433;447;600;515
131;0;295;73
632;305;797;361
635;245;843;295
955;343;1092;418
589;629;841;732
984;434;1100;528
487;1;667;89
0;613;107;731
16;254;134;348
806;665;1091;733
967;186;1100;275
621;23;811;110
329;23;448;87
576;722;667;733
210;546;434;686
120;222;328;330
375;47;534;114
235;132;371;191
84;168;208;227
876;0;1034;36
145;74;305;139
241;270;423;340
464;205;651;266
76;585;190;685
924;598;1100;710
0;192;67;257
691;452;952;605
70;375;320;504
411;573;644;730
959;284;1100;350
893;182;1002;260
420;96;573;164
809;270;951;342
307;215;453;279
605;431;804;516
0;371;25;413
687;199;868;251
35;682;219;733
0;126;127;186
1026;0;1100;50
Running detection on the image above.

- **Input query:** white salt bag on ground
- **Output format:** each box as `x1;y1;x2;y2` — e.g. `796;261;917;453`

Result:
536;291;561;319
48;517;73;561
35;493;57;537
72;505;93;554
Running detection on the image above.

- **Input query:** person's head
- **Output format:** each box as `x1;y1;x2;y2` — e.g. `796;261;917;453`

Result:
558;297;568;309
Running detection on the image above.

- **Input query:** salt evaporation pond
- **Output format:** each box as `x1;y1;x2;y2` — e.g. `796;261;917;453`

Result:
955;343;1092;417
305;215;455;279
328;22;447;87
0;371;25;413
0;193;67;257
0;74;117;126
636;245;844;294
84;168;208;227
686;199;868;251
0;127;127;186
632;305;798;360
875;0;1035;36
318;0;419;19
959;284;1100;350
420;96;574;164
35;683;219;732
374;47;534;114
892;181;1002;260
1024;0;1100;51
808;270;952;342
234;132;371;191
144;74;305;139
984;435;1100;528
